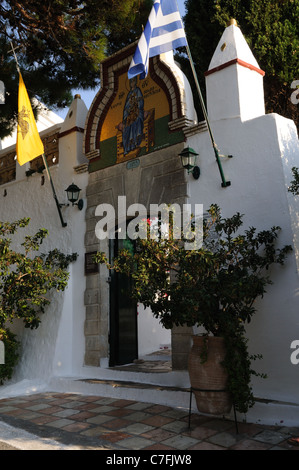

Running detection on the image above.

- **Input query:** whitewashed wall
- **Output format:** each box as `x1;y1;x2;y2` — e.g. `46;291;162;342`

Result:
183;22;299;419
0;97;88;381
186;113;299;405
137;305;171;356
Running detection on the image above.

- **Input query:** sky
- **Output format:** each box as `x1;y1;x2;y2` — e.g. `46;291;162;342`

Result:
57;0;187;119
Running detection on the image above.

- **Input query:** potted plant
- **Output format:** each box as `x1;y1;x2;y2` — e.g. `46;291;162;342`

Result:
95;204;292;415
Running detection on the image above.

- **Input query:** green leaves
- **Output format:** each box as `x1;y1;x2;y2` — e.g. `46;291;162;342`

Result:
0;0;149;138
0;328;19;385
182;0;299;131
97;205;292;336
288;167;299;196
95;204;292;413
0;218;77;330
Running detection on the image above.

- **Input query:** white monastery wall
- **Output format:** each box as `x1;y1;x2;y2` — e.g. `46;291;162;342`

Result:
0;21;298;426
186;113;299;407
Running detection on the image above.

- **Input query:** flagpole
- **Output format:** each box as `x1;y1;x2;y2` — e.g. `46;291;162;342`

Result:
172;1;231;187
10;42;67;227
42;154;67;228
9;41;21;74
184;43;231;188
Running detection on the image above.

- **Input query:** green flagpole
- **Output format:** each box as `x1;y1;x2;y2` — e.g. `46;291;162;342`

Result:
42;154;67;228
184;41;231;187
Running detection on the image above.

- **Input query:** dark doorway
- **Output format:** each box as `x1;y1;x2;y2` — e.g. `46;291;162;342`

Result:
109;232;138;366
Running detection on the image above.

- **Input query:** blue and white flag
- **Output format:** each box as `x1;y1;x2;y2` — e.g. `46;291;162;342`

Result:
128;0;187;79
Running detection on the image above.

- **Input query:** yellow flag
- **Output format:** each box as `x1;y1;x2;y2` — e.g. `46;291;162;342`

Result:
16;73;44;166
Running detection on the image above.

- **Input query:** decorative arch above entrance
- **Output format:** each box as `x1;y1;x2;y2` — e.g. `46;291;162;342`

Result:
84;43;196;173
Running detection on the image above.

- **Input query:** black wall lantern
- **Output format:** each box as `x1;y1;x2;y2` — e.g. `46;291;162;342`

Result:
179;146;200;180
65;183;84;210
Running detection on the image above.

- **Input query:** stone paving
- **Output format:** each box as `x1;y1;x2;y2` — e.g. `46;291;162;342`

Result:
0;392;299;450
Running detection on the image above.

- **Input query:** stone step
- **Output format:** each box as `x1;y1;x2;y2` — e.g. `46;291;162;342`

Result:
48;374;197;413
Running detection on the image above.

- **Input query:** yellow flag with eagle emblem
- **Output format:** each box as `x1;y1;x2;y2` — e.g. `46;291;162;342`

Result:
16;73;44;166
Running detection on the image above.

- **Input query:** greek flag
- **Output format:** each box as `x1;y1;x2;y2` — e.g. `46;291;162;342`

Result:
128;0;187;79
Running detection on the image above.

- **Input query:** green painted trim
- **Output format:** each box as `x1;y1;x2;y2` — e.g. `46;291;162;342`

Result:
89;116;184;173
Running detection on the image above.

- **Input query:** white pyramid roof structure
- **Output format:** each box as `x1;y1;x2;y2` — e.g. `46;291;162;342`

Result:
208;20;261;72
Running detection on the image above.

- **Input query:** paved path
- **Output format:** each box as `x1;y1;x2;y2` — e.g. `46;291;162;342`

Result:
0;392;299;451
0;419;83;450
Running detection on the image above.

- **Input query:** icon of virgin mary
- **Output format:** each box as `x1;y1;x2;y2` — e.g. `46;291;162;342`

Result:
122;76;144;155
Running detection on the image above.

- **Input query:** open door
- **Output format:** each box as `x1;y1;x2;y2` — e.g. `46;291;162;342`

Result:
109;232;138;366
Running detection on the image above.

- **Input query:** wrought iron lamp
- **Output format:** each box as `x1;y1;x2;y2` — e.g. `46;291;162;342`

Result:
179;147;200;180
65;183;84;210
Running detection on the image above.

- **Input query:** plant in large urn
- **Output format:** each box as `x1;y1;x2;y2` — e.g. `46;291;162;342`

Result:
95;204;291;415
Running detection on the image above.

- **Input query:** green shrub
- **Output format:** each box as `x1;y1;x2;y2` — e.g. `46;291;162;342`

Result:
0;328;20;385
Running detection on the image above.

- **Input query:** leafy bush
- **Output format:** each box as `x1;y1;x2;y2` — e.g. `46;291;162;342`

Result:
0;218;77;384
0;328;20;385
95;204;292;413
0;218;77;330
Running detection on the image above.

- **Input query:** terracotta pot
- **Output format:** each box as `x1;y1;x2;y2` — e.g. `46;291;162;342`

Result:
188;335;232;415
